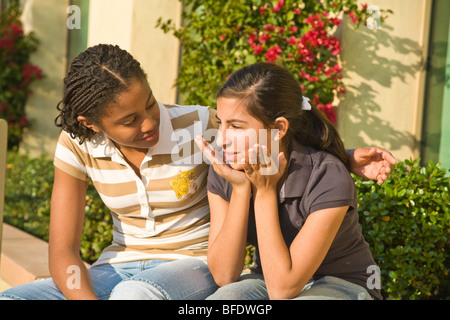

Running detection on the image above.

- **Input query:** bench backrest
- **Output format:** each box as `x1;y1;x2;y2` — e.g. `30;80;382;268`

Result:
0;119;7;260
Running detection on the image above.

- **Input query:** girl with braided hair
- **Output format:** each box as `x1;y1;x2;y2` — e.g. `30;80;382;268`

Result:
1;44;220;300
1;45;395;300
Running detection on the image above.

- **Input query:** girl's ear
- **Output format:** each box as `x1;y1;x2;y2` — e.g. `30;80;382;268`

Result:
77;116;101;133
273;117;289;141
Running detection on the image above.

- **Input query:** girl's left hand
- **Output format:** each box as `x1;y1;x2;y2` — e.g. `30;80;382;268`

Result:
348;147;397;184
242;144;288;192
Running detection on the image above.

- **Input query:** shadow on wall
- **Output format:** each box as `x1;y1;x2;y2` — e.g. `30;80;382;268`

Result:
20;0;68;158
338;19;423;156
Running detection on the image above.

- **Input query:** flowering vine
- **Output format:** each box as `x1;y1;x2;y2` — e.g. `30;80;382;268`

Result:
1;0;43;149
158;0;391;124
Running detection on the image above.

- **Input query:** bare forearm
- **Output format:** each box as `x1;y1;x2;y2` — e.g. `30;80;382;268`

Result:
208;185;251;286
254;189;348;299
253;188;302;298
49;248;98;300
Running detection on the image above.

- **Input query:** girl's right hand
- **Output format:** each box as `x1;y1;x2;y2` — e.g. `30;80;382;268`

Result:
195;135;250;188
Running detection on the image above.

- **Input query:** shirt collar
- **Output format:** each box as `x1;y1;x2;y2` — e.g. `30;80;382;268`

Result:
91;101;179;159
279;140;314;201
147;101;179;156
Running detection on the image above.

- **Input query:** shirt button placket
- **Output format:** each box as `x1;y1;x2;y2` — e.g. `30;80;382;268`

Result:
138;169;154;231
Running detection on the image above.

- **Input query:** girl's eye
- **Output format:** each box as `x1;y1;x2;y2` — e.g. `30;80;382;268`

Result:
231;124;242;129
147;99;157;110
124;118;137;126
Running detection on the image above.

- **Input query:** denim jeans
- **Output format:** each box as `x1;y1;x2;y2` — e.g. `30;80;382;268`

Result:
0;258;218;300
206;274;373;300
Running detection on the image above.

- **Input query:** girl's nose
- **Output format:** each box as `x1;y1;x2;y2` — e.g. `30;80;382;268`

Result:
141;116;156;133
216;126;230;148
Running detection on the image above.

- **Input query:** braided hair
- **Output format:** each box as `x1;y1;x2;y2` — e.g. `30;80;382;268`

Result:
55;44;147;144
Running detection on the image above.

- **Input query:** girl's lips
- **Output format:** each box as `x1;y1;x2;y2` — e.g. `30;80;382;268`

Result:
141;130;159;141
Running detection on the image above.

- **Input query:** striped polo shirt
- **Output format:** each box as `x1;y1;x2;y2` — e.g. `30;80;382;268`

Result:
54;102;217;266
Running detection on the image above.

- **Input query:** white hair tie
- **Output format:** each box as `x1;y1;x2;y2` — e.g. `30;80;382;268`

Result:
302;96;312;111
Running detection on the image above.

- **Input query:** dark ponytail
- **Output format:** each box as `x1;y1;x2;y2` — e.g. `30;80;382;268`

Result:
216;62;348;166
55;44;147;144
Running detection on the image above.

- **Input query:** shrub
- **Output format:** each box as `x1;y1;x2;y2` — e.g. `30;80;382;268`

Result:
4;152;52;237
0;0;43;150
157;0;391;123
354;159;449;300
4;151;112;264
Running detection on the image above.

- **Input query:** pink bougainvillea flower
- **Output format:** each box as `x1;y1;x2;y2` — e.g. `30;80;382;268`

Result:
264;24;276;31
0;37;14;50
10;23;23;37
330;17;342;26
272;0;285;13
317;103;336;123
259;33;272;43
22;63;43;83
349;11;358;24
20;116;28;127
251;43;264;54
248;32;258;44
265;45;282;62
288;36;297;45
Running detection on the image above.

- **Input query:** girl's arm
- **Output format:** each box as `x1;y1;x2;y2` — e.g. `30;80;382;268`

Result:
196;135;253;285
244;145;347;299
49;167;98;300
253;186;347;300
206;184;251;286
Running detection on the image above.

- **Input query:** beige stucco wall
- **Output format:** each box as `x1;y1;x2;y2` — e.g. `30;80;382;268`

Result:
20;0;181;157
338;0;432;161
87;0;182;105
20;0;431;161
20;0;69;157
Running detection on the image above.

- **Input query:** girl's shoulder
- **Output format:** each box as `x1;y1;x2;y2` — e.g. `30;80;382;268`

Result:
57;130;110;158
163;103;217;131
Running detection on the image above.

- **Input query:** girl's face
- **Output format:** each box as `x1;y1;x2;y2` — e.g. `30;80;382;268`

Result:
216;97;275;170
91;79;161;152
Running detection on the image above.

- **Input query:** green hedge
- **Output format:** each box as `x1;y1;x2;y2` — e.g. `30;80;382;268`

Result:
353;159;449;300
3;152;449;299
3;151;112;264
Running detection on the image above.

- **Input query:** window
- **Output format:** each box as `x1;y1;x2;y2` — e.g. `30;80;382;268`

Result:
421;0;450;171
67;0;90;69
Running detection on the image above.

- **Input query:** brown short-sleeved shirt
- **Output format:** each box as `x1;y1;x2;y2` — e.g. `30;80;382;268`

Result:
207;141;382;299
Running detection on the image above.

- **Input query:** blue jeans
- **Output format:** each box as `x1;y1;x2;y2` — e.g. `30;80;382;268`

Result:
0;258;218;300
206;274;373;300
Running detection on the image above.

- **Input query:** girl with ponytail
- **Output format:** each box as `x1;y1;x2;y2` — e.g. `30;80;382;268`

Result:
197;62;386;300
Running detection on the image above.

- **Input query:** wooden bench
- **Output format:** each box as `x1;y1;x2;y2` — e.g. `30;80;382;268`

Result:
0;119;7;290
0;119;51;288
